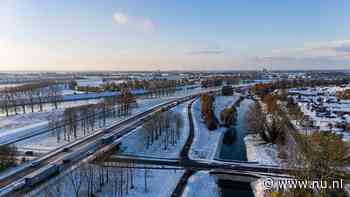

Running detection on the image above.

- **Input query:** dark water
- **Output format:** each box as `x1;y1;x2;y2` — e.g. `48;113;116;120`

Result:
218;99;255;197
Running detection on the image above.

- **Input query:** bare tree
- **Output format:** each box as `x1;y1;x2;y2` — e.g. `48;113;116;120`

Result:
68;168;83;197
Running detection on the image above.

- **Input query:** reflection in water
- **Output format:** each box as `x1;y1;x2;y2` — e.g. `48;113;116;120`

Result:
218;99;254;197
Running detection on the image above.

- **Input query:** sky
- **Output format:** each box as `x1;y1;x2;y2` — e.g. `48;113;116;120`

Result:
0;0;350;71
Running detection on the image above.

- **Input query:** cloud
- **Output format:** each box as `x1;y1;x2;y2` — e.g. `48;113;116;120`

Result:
141;19;156;32
112;12;156;33
112;12;128;25
335;43;350;53
254;40;350;69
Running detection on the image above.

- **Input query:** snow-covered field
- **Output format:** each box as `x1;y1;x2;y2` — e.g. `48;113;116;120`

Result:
0;99;102;145
97;168;185;197
99;101;190;197
76;77;103;87
0;86;210;148
120;101;190;158
12;97;179;152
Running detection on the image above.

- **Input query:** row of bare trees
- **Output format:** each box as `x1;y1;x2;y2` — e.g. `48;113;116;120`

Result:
0;80;71;116
143;80;181;98
103;79;194;91
48;90;135;143
104;79;195;98
246;99;287;144
201;76;240;88
140;110;183;150
39;163;141;197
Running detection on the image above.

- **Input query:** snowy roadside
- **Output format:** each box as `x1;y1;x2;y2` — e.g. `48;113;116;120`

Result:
13;97;177;152
0;99;102;145
28;100;191;197
98;101;191;197
185;95;238;197
120;101;190;158
0;87;210;147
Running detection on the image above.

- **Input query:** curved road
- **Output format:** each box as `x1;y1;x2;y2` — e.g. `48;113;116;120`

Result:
171;98;196;197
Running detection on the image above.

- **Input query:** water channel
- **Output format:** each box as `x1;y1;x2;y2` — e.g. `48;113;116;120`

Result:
218;98;255;197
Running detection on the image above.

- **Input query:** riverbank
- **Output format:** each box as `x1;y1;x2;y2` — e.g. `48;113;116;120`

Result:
189;96;239;161
244;134;281;197
215;98;255;196
184;95;239;197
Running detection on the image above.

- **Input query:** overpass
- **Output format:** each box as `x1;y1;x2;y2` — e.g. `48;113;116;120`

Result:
97;154;294;179
97;153;350;184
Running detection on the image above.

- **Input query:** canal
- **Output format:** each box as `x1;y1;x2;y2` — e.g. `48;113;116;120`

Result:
218;98;255;196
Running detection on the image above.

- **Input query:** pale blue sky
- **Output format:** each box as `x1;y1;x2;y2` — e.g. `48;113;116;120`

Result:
1;0;350;71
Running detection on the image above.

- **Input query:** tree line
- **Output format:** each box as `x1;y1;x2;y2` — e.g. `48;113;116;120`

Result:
48;90;135;143
201;76;240;88
251;79;349;97
0;80;71;116
86;79;195;98
246;93;288;145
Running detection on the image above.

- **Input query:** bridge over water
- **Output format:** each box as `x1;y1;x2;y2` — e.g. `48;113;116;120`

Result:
96;154;294;183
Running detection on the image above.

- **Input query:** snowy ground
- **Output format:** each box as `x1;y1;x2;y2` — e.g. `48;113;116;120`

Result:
59;89;85;95
189;95;238;160
0;86;211;148
102;169;184;197
30;100;191;197
119;101;190;158
244;134;280;197
13;97;179;153
184;95;238;197
244;134;280;166
182;171;220;197
99;101;190;197
298;102;350;142
2;87;221;197
0;99;102;145
0;112;49;136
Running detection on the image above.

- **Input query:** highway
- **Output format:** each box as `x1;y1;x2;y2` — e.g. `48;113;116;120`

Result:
0;89;219;197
